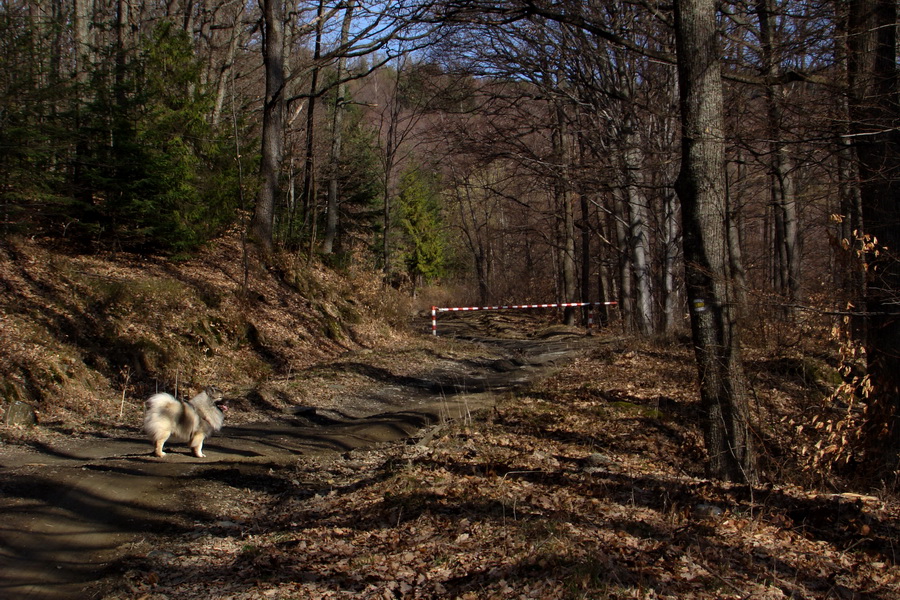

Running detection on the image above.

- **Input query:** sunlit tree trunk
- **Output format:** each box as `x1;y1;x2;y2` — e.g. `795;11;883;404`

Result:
210;4;245;128
674;0;756;483
662;191;681;332
622;116;654;334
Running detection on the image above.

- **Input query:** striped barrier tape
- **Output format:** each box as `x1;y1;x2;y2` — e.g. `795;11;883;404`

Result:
430;301;618;335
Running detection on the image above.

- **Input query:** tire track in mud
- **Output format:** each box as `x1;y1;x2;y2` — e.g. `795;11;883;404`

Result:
0;325;597;599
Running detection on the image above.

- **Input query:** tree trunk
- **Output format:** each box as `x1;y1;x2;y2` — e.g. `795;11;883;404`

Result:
673;0;756;483
833;8;865;331
662;191;681;333
323;1;355;255
755;0;801;316
580;190;592;321
210;5;244;128
250;0;285;253
614;189;634;331
623;116;654;334
380;59;406;276
725;163;748;315
72;0;94;205
302;0;326;258
382;114;397;274
115;0;128;106
73;0;92;88
576;126;593;323
847;0;900;476
561;190;577;325
601;208;618;326
551;103;577;325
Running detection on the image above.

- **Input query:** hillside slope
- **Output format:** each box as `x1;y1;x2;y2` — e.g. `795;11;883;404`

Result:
0;233;414;440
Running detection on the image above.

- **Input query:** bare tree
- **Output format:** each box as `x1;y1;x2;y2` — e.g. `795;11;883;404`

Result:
549;87;578;325
250;0;285;253
752;0;801;316
372;53;436;275
674;0;756;482
621;113;654;334
207;1;249;128
831;2;865;323
323;0;356;255
250;1;435;253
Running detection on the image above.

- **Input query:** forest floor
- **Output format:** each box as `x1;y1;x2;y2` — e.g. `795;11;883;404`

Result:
2;313;900;600
1;234;899;599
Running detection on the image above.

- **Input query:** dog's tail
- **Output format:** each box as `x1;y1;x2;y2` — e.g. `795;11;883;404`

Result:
189;389;227;431
146;392;177;408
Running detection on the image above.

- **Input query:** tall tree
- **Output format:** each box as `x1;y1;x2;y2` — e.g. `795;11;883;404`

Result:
208;2;247;128
302;0;327;258
673;0;756;482
621;113;654;334
250;0;285;252
375;54;433;275
846;0;900;476
551;96;578;325
72;0;95;205
753;0;801;316
323;0;356;255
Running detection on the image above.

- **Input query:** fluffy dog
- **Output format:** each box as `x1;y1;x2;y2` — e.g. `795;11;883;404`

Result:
143;387;227;458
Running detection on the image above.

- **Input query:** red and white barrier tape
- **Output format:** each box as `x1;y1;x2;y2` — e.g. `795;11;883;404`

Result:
430;301;618;335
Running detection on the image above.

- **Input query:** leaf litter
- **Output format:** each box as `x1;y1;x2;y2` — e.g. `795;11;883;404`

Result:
105;327;900;600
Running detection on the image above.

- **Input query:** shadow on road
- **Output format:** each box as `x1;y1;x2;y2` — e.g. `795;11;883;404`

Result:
0;321;598;599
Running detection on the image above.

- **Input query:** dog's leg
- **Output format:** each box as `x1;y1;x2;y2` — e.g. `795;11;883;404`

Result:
154;436;168;457
190;433;206;458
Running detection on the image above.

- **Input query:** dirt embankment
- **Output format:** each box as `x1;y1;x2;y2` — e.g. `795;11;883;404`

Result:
0;318;596;600
0;233;421;437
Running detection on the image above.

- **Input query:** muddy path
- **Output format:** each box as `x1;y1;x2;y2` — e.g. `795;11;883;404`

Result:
0;321;600;600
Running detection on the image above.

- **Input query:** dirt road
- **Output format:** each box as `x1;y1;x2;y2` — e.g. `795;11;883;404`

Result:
0;322;597;599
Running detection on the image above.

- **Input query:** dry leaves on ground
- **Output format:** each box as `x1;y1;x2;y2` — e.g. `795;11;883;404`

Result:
108;339;900;600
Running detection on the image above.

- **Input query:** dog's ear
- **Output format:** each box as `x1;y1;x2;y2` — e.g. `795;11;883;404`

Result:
205;385;224;400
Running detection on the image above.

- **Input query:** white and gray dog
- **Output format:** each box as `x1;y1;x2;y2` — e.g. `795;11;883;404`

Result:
143;387;227;458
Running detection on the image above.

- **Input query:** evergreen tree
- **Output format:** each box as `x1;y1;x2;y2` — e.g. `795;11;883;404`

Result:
396;165;447;287
0;7;71;234
78;22;240;252
325;103;383;265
